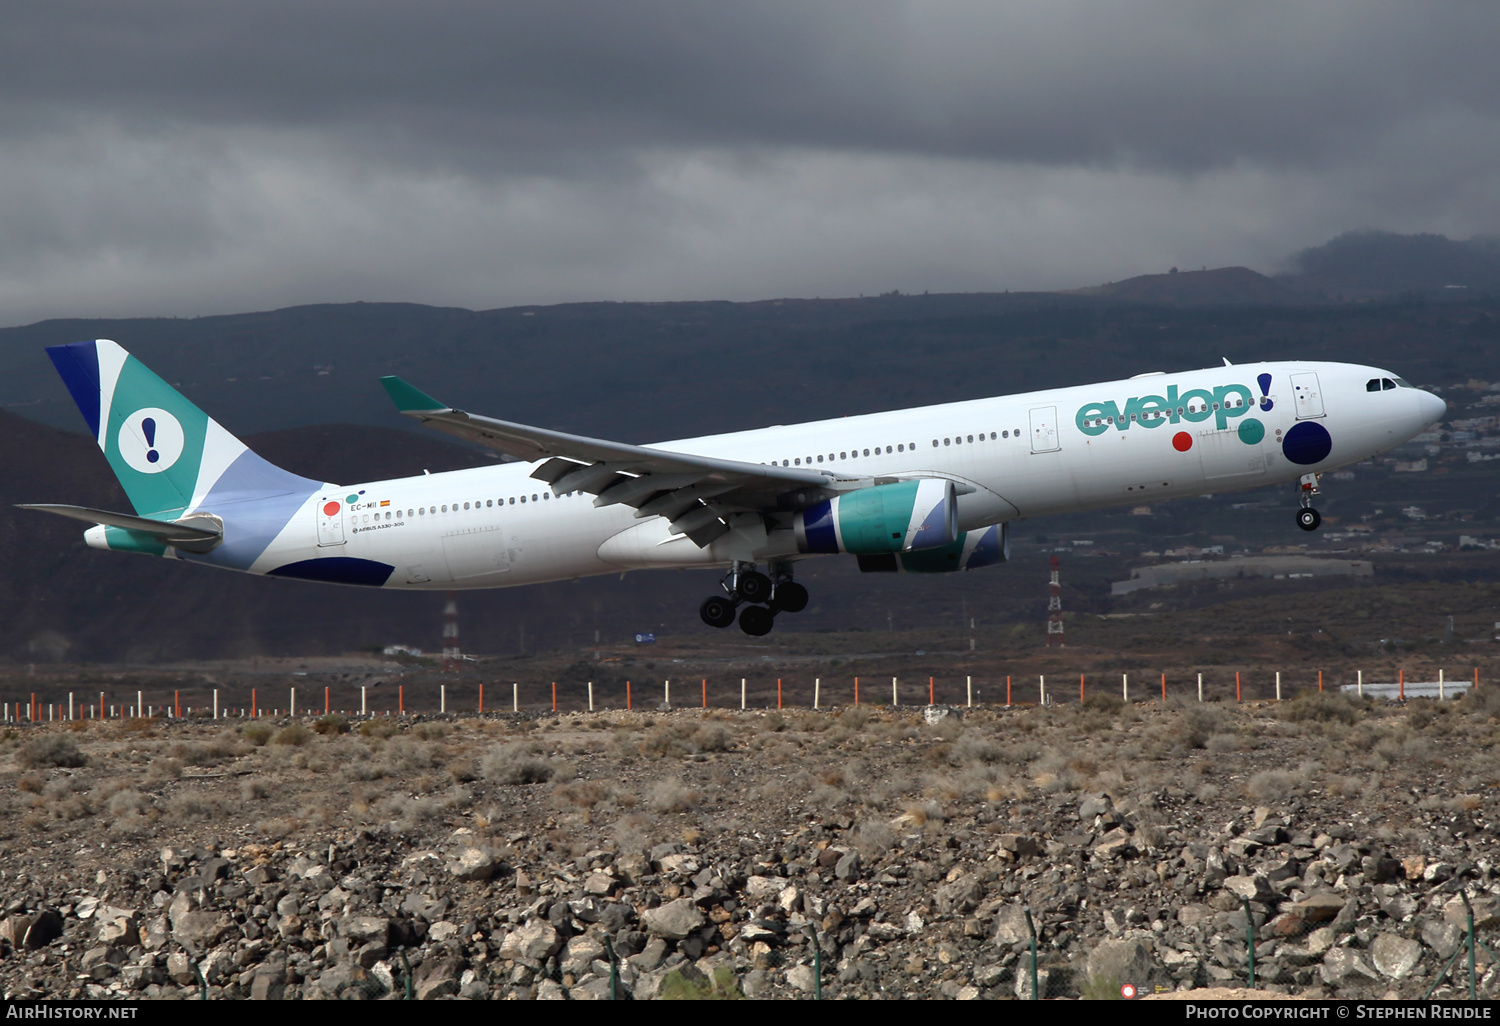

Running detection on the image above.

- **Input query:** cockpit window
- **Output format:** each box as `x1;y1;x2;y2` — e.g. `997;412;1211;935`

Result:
1367;378;1381;392
1382;378;1397;390
1394;378;1415;388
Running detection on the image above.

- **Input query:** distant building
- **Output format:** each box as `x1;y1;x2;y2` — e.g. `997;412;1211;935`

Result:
1392;460;1429;472
1112;556;1373;595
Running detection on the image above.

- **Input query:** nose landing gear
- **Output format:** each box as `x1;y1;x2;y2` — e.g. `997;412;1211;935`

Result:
698;562;807;634
1296;473;1322;532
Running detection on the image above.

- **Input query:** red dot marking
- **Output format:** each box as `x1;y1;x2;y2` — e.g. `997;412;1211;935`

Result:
1172;431;1193;452
323;501;341;516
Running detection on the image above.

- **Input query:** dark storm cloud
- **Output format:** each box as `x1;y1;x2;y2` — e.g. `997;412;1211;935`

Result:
1;2;1498;322
8;2;1498;171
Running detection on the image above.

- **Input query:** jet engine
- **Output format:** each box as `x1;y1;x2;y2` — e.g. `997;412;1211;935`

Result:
793;478;955;555
854;522;1008;573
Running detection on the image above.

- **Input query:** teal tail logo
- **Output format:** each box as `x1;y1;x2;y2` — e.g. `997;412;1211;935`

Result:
48;339;217;517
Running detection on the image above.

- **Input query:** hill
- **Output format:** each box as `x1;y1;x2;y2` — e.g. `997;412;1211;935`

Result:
1069;266;1310;306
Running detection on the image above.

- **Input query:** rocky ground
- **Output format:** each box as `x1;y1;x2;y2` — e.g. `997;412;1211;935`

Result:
0;687;1497;1000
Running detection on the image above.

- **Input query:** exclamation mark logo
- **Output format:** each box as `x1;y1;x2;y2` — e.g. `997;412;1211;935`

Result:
118;407;185;473
1257;372;1274;412
142;417;159;463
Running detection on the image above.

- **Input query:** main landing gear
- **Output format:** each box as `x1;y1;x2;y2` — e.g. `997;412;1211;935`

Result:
699;562;808;636
1295;473;1322;532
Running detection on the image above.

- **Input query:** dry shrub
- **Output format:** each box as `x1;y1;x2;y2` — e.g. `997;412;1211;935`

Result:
1177;704;1232;749
949;733;1005;766
165;792;222;822
175;738;241;765
18;734;86;769
852;819;895;855
240;778;269;801
691;724;733;753
838;707;872;730
1205;733;1242;754
412;722;450;740
359;718;399;739
272;724;313;747
16;772;45;794
1281;691;1364;726
926;716;963;742
241;723;274;747
554;779;613;822
313;714;349;736
1245;769;1299;800
481;742;566;784
649;778;700;813
638;722;695;759
786;711;833;733
144;758;183;784
809;783;849;808
612;813;651;853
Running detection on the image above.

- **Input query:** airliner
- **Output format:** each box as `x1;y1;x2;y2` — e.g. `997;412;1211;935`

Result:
25;340;1445;635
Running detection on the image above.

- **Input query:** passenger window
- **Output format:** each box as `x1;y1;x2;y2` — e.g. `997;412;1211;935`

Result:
863;448;870;456
816;455;823;463
840;451;846;459
1002;430;1009;438
543;492;549;500
441;504;447;512
533;494;539;501
794;458;801;465
509;497;515;505
520;496;526;504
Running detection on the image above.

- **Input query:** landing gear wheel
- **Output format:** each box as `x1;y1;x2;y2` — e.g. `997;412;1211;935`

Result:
770;581;808;613
739;605;774;636
699;595;736;629
738;570;773;605
1296;507;1321;532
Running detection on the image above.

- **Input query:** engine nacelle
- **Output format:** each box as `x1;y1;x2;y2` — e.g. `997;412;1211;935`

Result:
794;478;956;555
856;522;1009;573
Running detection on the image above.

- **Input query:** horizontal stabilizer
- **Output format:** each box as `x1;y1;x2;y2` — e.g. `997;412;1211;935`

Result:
19;504;223;552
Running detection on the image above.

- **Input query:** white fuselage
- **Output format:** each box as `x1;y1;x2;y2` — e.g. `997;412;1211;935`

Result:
223;360;1443;589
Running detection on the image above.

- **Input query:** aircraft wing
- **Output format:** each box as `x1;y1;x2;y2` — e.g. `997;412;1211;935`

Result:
381;376;852;546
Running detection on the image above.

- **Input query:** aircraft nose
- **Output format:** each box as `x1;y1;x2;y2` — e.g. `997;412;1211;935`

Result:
1418;389;1447;426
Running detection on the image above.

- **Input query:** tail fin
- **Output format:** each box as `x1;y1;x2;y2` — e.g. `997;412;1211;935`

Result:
47;339;315;518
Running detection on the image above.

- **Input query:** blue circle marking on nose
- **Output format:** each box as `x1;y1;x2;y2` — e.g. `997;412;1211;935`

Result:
1282;421;1332;465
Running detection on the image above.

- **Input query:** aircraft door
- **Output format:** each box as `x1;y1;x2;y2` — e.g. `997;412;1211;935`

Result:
1290;373;1325;419
316;498;346;547
1029;407;1060;453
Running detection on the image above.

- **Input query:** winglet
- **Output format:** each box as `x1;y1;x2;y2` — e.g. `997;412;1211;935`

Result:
380;375;449;414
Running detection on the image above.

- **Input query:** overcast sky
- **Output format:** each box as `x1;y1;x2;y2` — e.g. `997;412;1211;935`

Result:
2;1;1497;325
